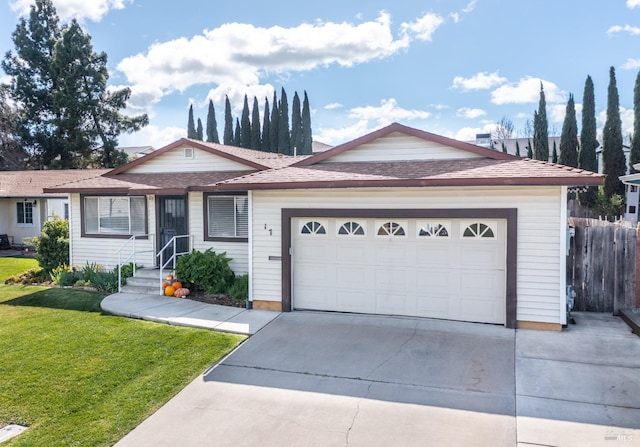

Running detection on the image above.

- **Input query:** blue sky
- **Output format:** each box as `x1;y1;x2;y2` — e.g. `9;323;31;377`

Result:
2;0;640;149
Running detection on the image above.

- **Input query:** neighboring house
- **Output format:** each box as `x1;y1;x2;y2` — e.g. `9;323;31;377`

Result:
119;146;155;159
0;169;108;247
47;123;603;330
620;164;640;221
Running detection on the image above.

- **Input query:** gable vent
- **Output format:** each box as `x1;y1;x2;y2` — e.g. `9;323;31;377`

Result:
184;147;194;159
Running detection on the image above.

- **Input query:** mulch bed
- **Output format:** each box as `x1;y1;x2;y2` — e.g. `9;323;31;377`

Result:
186;289;246;308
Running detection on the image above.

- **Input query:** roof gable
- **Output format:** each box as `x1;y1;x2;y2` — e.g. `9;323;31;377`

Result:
295;123;517;167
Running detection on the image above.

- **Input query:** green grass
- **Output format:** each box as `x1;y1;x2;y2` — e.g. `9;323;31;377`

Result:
0;285;246;446
0;256;39;281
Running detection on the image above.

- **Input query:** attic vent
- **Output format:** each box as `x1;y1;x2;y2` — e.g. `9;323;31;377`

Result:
184;147;194;159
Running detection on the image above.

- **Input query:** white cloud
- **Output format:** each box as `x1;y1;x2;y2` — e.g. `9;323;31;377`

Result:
449;12;460;24
118;124;185;149
324;102;344;110
607;24;640;36
349;98;430;125
597;106;634;140
400;12;444;41
117;12;417;112
491;77;566;105
315;120;372;146
456;107;486;119
452;71;507;91
621;58;640;69
627;0;640;8
10;0;130;22
462;0;478;14
549;104;567;124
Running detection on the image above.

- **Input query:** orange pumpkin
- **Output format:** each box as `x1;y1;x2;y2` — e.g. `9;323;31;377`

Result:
166;274;174;281
171;281;183;290
164;285;175;296
174;287;190;298
162;281;169;288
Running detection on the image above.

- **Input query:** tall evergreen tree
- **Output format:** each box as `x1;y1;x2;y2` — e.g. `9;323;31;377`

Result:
279;88;291;155
501;142;507;154
515;140;521;157
526;140;533;158
300;91;313;155
187;104;196;139
552;141;558;163
270;91;279;152
603;66;626;198
559;94;579;167
290;91;302;155
261;97;271;152
251;96;261;150
196;118;203;141
533;84;549;161
234;117;241;146
240;94;251;148
630;71;640;173
206;99;219;143
579;75;599;205
223;95;233;145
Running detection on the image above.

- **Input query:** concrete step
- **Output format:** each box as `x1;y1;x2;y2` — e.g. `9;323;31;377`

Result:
121;284;162;295
126;276;159;288
131;268;164;279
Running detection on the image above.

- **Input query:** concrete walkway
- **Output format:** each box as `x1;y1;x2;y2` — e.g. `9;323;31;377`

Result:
101;292;279;335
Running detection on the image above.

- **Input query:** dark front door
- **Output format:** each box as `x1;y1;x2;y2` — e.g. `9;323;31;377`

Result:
157;196;188;266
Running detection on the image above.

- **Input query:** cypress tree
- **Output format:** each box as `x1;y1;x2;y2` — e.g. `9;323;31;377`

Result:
630;71;640;173
251;96;261;150
501;142;507;154
579;75;599;205
196;118;203;141
234;117;241;147
270;91;279;152
240;94;251;148
515;141;521;157
527;140;533;158
533;84;549;161
559;94;579;167
291;91;302;155
206;99;219;143
552;141;558;163
603;66;626;198
187;104;196;139
279;87;291;155
223;95;233;145
300;91;313;155
261;97;271;152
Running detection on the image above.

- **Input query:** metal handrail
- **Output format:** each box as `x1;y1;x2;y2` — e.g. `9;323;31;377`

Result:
116;234;154;293
157;234;192;294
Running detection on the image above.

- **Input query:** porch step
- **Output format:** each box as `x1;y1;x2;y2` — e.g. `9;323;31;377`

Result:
120;267;175;295
121;284;161;295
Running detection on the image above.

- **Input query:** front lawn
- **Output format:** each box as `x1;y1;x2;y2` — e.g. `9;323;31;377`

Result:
0;285;245;446
0;256;39;281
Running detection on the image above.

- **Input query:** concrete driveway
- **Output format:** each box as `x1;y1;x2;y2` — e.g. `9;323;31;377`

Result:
116;312;640;447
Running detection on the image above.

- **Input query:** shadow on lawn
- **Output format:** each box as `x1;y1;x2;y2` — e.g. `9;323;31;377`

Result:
1;287;105;313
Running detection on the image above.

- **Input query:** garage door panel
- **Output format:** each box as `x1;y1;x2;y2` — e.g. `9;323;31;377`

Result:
460;298;501;324
337;290;373;313
296;241;332;262
336;243;373;264
416;243;457;266
374;244;407;264
336;266;371;289
460;270;505;298
375;291;409;314
458;244;504;269
374;268;410;291
295;286;336;310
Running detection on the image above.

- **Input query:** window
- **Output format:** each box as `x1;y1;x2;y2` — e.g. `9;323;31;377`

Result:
629;205;637;214
337;221;365;236
462;222;496;239
17;201;33;225
64;203;69;220
418;222;450;238
83;196;146;235
300;221;326;235
207;195;248;239
376;221;406;237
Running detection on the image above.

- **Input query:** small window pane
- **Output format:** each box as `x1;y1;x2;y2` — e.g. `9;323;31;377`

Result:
209;196;235;237
99;197;129;233
301;221;326;235
84;197;98;233
235;196;248;237
130;196;146;234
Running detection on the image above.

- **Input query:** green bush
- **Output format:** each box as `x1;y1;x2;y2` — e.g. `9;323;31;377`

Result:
176;249;235;294
92;270;119;293
35;218;69;273
228;274;248;301
595;188;624;219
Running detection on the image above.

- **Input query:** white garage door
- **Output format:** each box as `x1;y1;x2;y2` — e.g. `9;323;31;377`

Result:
292;217;506;324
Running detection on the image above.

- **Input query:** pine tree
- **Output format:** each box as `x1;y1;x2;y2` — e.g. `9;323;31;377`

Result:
251;96;261;150
291;91;302;155
187;104;196;139
579;75;599;205
630;71;640;173
206;99;219;143
552;142;558;163
240;94;251;148
270;91;279;152
515;141;521;157
223;95;233;145
234;117;241;146
559;94;578;167
279;88;291;155
533;84;549;161
196;118;203;141
603;66;626;198
261;97;271;152
300;91;313;155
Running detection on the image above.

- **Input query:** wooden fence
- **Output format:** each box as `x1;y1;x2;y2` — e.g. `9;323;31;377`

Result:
567;218;638;313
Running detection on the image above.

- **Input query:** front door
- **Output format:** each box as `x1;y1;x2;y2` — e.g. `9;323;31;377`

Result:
157;196;188;266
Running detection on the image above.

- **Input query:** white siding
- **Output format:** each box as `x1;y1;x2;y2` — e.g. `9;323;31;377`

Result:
251;187;565;325
46;198;68;220
323;132;485;163
126;145;251;173
0;198;43;245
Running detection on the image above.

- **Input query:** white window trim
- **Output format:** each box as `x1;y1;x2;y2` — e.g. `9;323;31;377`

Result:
416;220;451;239
16;201;35;227
299;219;328;236
336;220;367;236
206;194;249;239
375;220;408;238
460;221;498;240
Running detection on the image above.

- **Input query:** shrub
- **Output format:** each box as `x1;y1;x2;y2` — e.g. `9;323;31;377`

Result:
80;262;102;283
92;270;119;293
35;218;69;273
176;249;235;294
228;274;248;301
4;267;47;285
50;264;77;286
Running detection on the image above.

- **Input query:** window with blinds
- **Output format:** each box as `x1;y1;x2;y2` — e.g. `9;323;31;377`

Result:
83;196;146;235
207;195;248;238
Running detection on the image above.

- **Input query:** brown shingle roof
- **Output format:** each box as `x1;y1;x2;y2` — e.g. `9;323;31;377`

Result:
216;158;604;190
0;169;109;197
